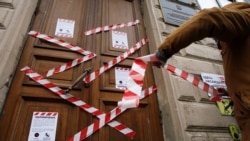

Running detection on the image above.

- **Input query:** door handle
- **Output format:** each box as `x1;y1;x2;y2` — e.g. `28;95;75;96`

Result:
65;67;92;93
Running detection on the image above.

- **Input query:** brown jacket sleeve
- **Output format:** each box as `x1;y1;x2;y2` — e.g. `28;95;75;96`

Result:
158;2;250;56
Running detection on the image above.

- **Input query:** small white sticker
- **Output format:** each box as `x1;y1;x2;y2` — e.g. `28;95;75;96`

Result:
28;112;58;141
115;67;130;89
112;31;128;49
55;18;75;38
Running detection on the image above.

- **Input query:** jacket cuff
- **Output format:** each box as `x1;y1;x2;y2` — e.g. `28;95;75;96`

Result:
156;49;172;63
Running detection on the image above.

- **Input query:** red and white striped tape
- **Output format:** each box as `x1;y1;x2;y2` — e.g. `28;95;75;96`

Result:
22;52;220;140
67;85;157;141
83;38;148;83
34;112;58;117
57;18;75;23
21;66;136;138
165;64;220;101
55;34;73;38
69;107;125;141
113;45;128;50
46;54;96;77
28;31;96;77
28;31;94;55
68;53;222;141
26;29;222;140
118;54;159;108
118;53;221;109
84;19;139;36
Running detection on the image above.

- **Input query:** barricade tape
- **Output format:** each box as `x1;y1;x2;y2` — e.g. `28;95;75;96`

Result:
28;31;94;55
83;38;148;84
165;64;220;101
21;66;136;138
22;54;222;140
118;54;221;109
69;107;125;141
73;53;222;140
46;54;96;77
28;31;96;77
68;54;159;141
118;54;156;108
84;19;139;36
67;85;157;141
28;27;222;140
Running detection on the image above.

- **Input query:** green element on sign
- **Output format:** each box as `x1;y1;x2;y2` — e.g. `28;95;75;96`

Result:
229;125;241;141
216;99;233;116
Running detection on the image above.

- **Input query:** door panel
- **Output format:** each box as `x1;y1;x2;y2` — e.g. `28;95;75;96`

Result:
13;101;80;141
0;0;164;140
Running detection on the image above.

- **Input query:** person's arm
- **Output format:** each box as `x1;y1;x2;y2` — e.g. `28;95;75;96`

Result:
157;2;250;61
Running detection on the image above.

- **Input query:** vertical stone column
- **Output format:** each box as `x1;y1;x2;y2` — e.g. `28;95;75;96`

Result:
0;0;38;112
143;0;237;140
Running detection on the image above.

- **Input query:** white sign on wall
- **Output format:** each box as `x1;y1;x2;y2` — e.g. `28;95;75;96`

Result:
216;0;232;7
28;112;58;141
112;31;128;49
159;0;196;26
55;18;75;38
196;0;219;9
115;67;130;89
201;72;226;89
177;0;197;6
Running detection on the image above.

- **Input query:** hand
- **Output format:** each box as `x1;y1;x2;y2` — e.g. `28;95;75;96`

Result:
149;53;165;68
155;49;171;64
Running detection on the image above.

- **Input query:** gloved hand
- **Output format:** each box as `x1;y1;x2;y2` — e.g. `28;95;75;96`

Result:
155;49;171;64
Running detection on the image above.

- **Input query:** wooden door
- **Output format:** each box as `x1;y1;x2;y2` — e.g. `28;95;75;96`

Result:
0;0;164;141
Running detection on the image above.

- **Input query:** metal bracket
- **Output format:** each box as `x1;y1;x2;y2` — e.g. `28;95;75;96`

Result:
217;99;233;116
229;125;241;141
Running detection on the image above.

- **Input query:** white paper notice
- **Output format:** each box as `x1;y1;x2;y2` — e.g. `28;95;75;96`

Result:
112;31;128;49
55;18;75;38
115;67;130;89
28;112;58;141
201;72;226;88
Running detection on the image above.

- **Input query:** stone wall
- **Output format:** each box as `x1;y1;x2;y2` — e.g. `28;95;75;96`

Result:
143;0;237;140
0;0;38;112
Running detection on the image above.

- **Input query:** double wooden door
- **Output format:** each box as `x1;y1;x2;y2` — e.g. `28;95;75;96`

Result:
0;0;164;140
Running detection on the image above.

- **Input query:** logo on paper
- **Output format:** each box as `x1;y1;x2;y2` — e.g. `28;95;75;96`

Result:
43;132;51;140
34;132;39;137
45;132;50;137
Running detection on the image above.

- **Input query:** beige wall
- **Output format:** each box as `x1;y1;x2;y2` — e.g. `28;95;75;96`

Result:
0;0;38;112
0;0;237;140
143;0;237;140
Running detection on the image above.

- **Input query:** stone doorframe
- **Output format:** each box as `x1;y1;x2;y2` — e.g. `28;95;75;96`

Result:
143;0;237;140
0;0;38;112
